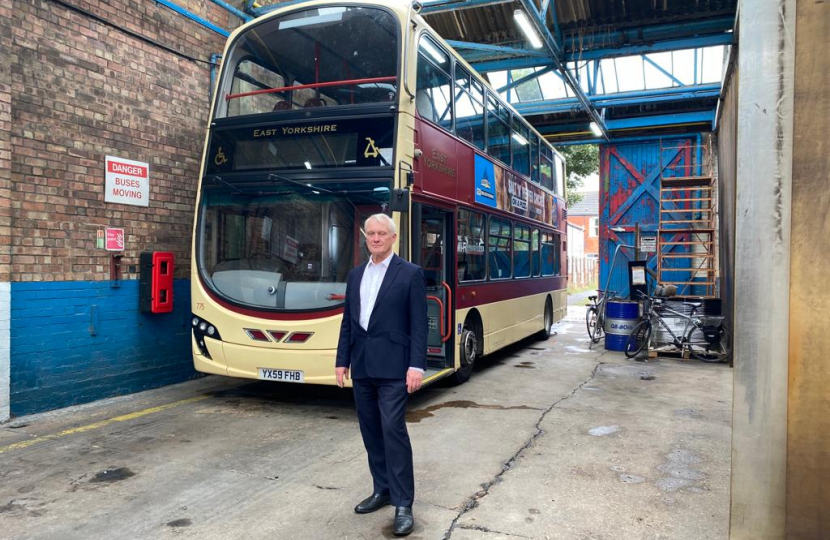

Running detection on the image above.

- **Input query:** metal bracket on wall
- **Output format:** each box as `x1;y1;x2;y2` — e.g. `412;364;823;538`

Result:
89;305;99;336
110;253;123;288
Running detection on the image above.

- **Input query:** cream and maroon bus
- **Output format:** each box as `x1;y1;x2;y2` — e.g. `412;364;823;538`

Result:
191;0;568;387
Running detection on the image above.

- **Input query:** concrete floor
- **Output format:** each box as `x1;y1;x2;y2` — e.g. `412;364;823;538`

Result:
0;306;732;540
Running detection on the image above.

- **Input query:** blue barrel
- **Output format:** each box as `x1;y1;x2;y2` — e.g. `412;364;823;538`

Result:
604;301;640;351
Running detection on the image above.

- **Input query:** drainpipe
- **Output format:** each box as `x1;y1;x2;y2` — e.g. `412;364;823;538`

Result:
153;0;230;37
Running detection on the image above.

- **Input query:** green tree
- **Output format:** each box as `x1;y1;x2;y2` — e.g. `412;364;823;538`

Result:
554;144;599;207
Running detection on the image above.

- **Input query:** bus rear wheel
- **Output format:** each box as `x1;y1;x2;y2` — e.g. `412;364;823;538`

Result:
535;297;553;340
453;325;478;385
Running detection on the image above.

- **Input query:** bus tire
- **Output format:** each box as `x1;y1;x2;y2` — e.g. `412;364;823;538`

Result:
452;325;478;385
535;297;553;340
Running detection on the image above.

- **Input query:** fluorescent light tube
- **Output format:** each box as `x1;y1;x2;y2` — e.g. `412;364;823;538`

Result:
514;10;543;49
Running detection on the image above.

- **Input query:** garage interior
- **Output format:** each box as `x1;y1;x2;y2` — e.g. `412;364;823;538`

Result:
0;0;827;539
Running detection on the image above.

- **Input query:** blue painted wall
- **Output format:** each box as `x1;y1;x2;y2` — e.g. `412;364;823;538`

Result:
10;279;198;417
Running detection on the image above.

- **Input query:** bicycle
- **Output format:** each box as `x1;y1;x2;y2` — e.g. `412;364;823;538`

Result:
623;291;730;363
586;290;620;344
586;242;640;345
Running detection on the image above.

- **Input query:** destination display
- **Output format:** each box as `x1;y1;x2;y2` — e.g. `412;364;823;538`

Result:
473;154;560;229
205;117;394;174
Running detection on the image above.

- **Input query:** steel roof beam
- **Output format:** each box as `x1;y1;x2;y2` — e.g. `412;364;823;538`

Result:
536;110;716;139
643;56;685;87
569;16;734;50
539;0;563;48
604;110;715;130
515;0;609;139
513;83;721;116
471;33;734;72
564;33;734;63
419;0;513;15
497;65;558;93
445;40;547;58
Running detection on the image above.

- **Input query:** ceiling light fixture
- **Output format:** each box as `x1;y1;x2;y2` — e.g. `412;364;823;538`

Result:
514;10;543;49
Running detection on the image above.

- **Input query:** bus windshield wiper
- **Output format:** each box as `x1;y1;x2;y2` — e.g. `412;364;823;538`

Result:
211;175;250;196
267;174;333;194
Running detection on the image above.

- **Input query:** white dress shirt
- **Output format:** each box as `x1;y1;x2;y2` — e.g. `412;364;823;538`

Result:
359;252;394;331
359;252;423;373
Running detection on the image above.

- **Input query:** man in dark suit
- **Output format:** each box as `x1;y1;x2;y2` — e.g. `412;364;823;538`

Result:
336;213;428;537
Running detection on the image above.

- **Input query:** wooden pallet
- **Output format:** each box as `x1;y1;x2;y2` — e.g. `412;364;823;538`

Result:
648;344;691;360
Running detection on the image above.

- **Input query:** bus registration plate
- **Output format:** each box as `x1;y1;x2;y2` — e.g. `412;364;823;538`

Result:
258;368;304;383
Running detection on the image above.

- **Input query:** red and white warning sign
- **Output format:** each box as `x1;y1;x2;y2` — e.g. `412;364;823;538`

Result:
105;155;149;207
105;228;125;251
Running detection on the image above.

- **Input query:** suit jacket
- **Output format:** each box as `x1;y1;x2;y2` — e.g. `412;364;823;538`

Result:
336;254;428;379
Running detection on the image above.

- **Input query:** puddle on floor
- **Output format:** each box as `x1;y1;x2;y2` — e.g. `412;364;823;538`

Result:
654;448;707;493
515;362;536;369
90;467;135;483
407;400;541;423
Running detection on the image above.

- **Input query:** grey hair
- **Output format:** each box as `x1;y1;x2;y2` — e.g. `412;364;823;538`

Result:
364;213;397;235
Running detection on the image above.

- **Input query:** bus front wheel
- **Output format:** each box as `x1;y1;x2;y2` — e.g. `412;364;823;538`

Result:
453;325;478;385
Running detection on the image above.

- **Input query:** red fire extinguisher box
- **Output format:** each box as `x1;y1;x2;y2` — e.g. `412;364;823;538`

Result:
139;251;174;314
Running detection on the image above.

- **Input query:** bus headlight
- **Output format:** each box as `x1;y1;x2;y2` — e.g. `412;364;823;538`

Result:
192;314;222;358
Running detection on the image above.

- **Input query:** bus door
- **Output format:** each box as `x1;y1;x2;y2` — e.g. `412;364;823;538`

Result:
412;204;454;371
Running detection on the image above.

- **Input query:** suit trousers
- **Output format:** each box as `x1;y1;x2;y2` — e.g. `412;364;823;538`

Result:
352;377;414;507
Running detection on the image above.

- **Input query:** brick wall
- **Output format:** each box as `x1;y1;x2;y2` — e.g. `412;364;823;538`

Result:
10;0;237;281
5;0;244;416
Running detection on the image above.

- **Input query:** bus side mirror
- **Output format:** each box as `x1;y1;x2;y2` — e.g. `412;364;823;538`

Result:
391;188;410;213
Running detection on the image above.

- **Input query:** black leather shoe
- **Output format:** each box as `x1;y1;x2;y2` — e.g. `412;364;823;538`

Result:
393;506;414;536
354;493;391;514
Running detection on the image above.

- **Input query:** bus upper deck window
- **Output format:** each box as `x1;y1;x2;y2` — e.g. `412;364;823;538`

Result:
221;7;399;118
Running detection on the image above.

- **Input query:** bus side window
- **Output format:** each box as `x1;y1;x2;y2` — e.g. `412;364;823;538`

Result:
416;36;452;130
488;218;512;280
458;209;486;281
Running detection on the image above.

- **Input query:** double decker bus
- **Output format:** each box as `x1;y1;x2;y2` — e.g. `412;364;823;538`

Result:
191;0;568;387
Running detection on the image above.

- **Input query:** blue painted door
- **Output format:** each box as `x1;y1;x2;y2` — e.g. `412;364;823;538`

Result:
598;138;695;299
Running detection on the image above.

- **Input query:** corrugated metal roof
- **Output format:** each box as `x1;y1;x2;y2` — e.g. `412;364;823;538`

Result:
423;0;736;51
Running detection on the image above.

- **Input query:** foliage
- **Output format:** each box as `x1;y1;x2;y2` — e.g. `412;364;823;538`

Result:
554;145;599;207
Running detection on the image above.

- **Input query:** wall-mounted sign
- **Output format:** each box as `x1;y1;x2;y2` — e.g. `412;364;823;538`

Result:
105;156;149;207
639;235;657;253
106;228;125;251
96;230;104;249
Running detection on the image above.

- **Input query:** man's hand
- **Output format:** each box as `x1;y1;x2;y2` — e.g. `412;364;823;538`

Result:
406;368;423;394
336;367;350;388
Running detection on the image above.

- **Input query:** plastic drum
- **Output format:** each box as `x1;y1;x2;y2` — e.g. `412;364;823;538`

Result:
604;301;640;351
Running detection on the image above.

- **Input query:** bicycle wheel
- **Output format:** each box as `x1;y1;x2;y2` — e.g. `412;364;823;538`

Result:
688;325;731;363
624;320;652;359
586;306;603;343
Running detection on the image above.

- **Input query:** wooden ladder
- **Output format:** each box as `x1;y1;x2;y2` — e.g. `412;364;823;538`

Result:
657;143;718;298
